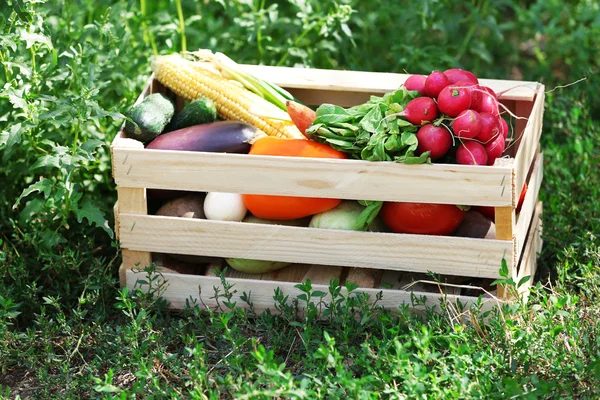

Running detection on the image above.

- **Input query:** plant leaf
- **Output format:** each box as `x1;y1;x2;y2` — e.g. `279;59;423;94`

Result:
73;197;114;239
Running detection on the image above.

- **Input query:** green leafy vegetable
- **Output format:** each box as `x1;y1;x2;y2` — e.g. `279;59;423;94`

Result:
305;87;430;164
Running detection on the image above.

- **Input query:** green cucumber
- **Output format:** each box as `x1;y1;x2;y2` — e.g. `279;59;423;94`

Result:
174;97;218;130
124;93;175;142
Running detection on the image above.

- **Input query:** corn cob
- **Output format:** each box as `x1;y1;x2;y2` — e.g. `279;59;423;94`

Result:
151;54;305;140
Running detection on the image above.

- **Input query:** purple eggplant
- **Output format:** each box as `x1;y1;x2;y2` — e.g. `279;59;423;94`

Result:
145;121;262;154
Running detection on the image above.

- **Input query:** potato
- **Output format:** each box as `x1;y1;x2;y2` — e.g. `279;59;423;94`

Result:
454;210;496;239
156;194;206;219
155;194;222;265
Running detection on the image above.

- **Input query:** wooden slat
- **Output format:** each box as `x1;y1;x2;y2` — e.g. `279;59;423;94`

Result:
241;65;538;102
125;270;497;314
117;186;151;288
119;214;514;279
515;153;544;260
514;85;545;200
516;202;543;299
112;148;513;206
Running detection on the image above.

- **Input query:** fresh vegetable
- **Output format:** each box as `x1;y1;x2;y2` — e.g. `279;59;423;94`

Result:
437;85;472;117
499;117;509;138
204;192;247;222
476;112;501;143
454;210;496;239
483;133;506;165
309;201;387;232
404;74;427;94
416;125;452;159
474;90;500;116
173;97;218;130
305;88;430;164
145;121;264;153
195;50;297;112
456;141;488;165
400;97;439;125
424;71;449;98
156;194;222;265
225;215;308;273
151;53;304;139
125;93;175;142
286;100;316;136
380;202;466;235
452;109;482;139
156;194;206;219
443;68;479;85
242;136;346;220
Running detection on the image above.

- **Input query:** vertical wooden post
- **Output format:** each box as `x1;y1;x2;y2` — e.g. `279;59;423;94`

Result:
495;206;516;300
118;187;152;288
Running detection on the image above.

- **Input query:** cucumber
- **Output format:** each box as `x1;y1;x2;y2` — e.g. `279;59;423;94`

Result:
174;97;218;130
124;93;175;142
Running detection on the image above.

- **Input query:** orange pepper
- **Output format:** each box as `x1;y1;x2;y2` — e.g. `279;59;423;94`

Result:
243;137;347;220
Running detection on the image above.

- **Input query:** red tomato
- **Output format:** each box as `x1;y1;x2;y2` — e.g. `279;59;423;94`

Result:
243;137;346;220
380;202;466;235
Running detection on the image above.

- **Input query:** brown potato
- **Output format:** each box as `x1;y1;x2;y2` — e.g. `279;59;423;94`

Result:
156;194;206;219
155;194;222;265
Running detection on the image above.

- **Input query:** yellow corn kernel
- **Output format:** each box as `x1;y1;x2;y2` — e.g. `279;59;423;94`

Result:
151;54;305;140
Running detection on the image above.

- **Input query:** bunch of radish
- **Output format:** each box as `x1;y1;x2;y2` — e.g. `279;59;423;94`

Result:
402;68;509;166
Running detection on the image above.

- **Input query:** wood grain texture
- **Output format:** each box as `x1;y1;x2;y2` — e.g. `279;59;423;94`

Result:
515;153;543;260
119;214;514;279
516;202;543;300
112;148;513;206
241;65;538;103
117;187;151;288
125;269;497;314
514;86;545;198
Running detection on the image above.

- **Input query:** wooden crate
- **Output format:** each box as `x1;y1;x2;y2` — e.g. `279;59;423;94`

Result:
110;65;545;313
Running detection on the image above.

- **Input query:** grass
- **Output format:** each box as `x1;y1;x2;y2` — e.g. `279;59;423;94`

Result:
1;0;600;398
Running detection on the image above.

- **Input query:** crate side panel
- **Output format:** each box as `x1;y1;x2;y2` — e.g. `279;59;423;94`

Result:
514;86;545;197
515;153;543;259
119;214;514;279
516;202;543;299
125;270;497;313
112;148;513;206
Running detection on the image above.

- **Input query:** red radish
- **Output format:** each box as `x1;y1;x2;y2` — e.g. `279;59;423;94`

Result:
476;112;500;143
456;141;488;165
499;117;509;138
437;86;471;117
474;90;500;116
400;97;439;125
424;71;450;98
452;110;482;139
416;125;452;159
452;80;479;105
443;68;479;85
404;74;427;94
479;86;497;99
484;133;506;165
